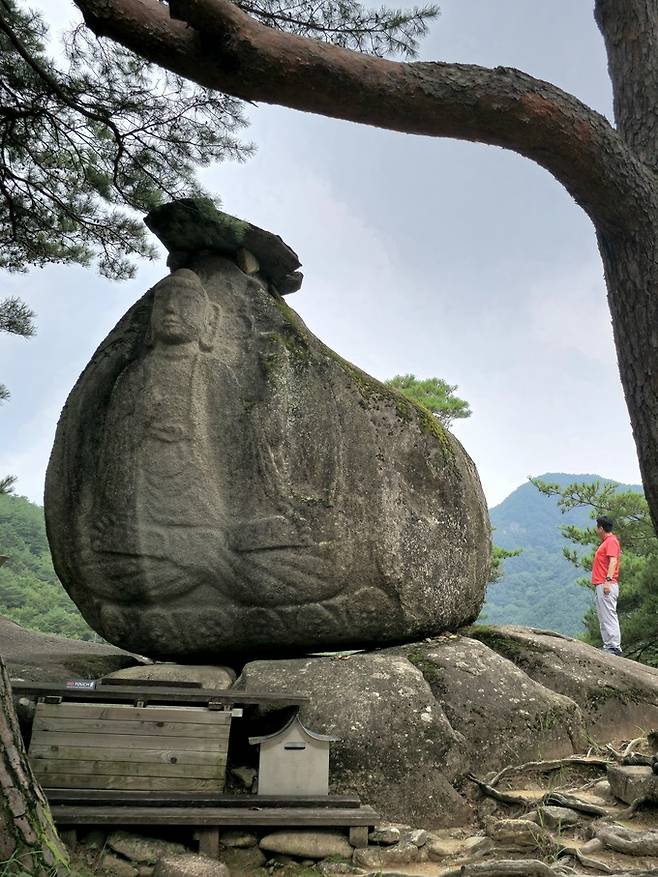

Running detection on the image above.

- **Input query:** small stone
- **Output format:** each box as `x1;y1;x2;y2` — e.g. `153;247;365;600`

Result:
101;853;139;877
318;862;365;876
607;764;658;804
426;836;465;859
217;847;266;871
153;854;230;877
108;831;186;864
484;817;551;849
537;806;580;830
426;834;491;861
259;831;353;860
137;868;155;877
368;826;400;845
462;836;494;855
230;766;257;790
407;829;428;847
219;831;257;849
353;840;424;869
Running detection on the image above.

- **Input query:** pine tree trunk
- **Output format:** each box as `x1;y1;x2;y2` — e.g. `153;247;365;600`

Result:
598;219;658;531
0;657;69;875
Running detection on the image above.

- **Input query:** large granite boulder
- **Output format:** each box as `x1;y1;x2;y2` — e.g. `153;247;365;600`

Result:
45;200;490;660
469;625;658;740
234;649;472;827
235;631;658;825
234;636;592;825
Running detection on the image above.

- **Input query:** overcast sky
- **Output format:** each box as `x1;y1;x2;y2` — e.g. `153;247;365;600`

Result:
0;0;642;509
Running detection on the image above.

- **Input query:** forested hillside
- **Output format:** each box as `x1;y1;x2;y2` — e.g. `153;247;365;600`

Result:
484;473;641;635
0;476;644;643
0;492;99;640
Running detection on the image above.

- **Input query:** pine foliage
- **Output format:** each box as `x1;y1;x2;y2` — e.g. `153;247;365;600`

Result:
0;0;438;279
0;0;252;279
385;373;471;427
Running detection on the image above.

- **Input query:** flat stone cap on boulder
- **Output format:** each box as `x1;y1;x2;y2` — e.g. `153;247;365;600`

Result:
145;198;302;293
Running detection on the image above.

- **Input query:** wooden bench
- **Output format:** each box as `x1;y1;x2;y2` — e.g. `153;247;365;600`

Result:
44;791;378;854
14;681;377;855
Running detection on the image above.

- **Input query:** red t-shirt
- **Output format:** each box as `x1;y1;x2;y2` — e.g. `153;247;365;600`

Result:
591;533;621;585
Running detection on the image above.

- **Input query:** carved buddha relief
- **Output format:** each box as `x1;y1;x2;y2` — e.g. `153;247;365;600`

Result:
45;203;489;659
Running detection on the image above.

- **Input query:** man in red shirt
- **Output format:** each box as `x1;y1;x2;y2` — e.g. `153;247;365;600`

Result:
591;515;622;656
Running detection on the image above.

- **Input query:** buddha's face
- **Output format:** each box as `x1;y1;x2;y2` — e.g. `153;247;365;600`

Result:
151;277;208;346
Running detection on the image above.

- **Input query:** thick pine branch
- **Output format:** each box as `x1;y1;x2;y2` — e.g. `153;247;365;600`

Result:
595;0;658;172
74;0;650;236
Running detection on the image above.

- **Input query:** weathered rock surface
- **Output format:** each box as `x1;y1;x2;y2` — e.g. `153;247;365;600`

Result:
469;625;658;739
1;614;140;682
45;200;489;660
396;635;587;768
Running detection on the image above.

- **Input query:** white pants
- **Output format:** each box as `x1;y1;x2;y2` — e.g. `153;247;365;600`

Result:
594;583;621;653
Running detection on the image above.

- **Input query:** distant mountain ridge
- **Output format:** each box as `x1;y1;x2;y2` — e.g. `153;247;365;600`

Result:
483;473;642;635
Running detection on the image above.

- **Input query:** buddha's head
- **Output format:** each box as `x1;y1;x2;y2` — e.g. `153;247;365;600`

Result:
149;269;216;349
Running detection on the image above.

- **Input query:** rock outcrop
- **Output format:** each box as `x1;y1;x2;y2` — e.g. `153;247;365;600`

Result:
1;614;140;683
235;630;658;827
45;200;490;660
469;625;658;739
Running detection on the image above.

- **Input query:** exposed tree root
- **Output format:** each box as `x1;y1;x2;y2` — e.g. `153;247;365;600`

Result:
436;861;658;877
602;795;653;821
596;823;658;855
466;774;610;815
488;757;611;788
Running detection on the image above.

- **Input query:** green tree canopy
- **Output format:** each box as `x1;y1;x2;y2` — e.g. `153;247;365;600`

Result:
0;0;438;279
0;295;34;494
532;477;658;666
385;374;471;428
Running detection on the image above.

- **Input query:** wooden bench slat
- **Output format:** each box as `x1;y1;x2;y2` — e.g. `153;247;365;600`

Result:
30;745;227;766
50;805;379;827
44;790;362;808
36;775;225;792
33;759;225;779
13;682;308;706
32;717;232;738
29;730;229;752
35;704;232;724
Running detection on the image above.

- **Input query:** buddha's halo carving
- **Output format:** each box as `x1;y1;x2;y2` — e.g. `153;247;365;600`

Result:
45;201;491;660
